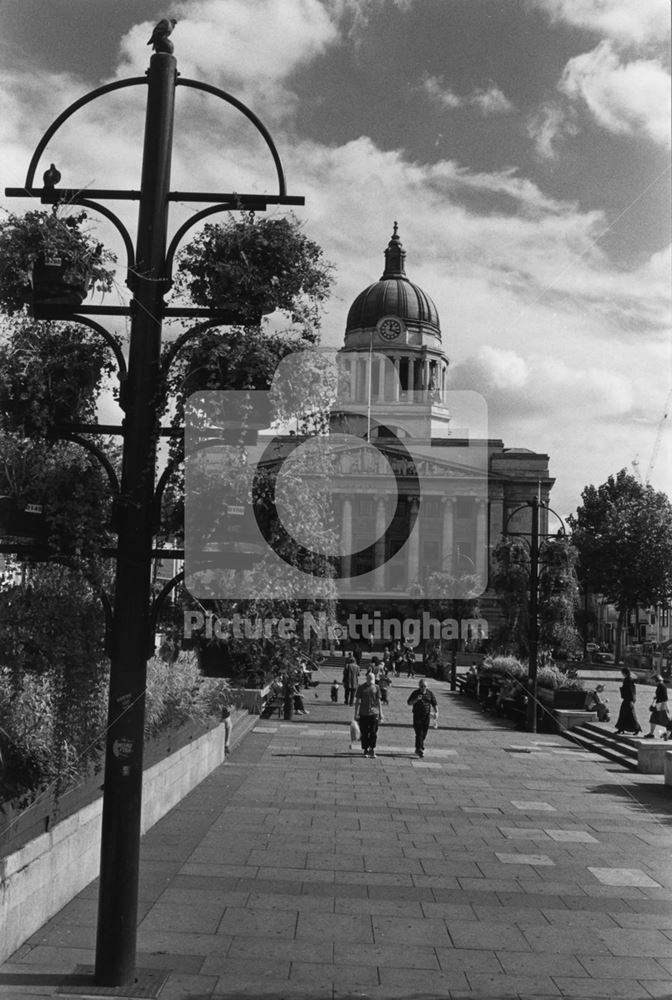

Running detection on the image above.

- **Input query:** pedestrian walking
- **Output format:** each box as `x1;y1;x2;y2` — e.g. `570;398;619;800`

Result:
407;678;438;757
392;639;403;677
354;670;384;758
615;666;641;735
221;695;232;755
644;675;670;739
378;669;391;705
330;679;340;703
342;654;359;706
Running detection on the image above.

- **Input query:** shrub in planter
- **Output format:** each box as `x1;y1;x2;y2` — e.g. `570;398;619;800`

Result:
173;212;333;338
482;655;584;692
0;208;116;315
481;655;527;682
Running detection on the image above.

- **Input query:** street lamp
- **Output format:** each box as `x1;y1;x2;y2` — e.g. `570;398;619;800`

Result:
5;32;304;988
503;494;567;733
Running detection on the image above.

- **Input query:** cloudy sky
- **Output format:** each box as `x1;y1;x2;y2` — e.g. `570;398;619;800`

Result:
1;0;670;519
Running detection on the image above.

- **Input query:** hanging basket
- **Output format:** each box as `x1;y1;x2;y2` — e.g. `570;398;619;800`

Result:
196;641;232;678
0;497;48;543
31;255;88;318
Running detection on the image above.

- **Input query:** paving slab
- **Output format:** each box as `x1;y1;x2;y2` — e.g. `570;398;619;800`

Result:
2;674;672;998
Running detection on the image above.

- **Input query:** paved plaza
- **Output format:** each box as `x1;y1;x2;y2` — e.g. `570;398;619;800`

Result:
1;674;671;999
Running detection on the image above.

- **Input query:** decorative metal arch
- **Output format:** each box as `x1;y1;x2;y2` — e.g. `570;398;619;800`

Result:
54;432;121;498
159;319;224;378
78;198;135;274
66;315;128;381
24;78;147;189
150;568;185;637
176;78;287;195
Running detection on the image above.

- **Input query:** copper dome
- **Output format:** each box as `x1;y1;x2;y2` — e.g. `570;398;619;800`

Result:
345;224;441;335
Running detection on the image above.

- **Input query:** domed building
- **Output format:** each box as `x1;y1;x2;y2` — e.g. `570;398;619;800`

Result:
329;225;555;634
182;226;556;651
339;223;451;440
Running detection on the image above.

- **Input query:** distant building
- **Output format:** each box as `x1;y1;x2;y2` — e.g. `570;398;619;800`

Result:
185;227;556;640
329;226;555;617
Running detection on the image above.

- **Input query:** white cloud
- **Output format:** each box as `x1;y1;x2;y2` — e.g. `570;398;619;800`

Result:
532;0;671;47
118;0;340;103
471;86;514;115
421;75;513;116
526;103;578;159
560;40;671;147
422;75;463;109
1;4;669;516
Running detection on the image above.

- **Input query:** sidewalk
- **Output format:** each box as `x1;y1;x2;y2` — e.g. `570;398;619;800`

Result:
1;675;671;999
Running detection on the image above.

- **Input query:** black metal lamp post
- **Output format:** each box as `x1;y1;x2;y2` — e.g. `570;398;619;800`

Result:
5;35;303;987
503;495;567;733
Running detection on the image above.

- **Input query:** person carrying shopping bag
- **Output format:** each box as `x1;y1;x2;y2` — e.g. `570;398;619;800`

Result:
354;671;384;758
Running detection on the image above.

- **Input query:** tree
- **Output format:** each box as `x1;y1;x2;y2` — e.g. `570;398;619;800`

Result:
491;534;581;659
569;469;672;662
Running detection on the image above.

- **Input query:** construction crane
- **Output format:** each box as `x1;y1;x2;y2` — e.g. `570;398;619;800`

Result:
645;386;672;483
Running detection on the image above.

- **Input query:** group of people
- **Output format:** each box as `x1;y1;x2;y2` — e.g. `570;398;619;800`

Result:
615;667;671;740
344;670;439;759
334;649;398;707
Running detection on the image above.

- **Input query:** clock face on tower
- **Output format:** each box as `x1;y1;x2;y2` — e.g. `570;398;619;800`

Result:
378;318;402;341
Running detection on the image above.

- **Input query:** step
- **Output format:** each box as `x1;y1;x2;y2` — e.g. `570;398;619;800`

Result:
573;724;639;759
581;722;642;744
567;729;638;770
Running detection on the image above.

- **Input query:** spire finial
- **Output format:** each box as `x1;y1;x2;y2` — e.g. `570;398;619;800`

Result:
381;222;406;279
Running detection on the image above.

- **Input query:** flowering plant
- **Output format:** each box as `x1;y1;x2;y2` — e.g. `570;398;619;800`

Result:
0;208;117;314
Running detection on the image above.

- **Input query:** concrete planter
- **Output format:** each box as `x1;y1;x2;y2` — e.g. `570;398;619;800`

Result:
0;711;251;964
553;688;587;710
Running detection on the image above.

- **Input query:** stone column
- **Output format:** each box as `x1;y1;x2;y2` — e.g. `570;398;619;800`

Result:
377;355;386;400
489;492;504;580
391;357;400;401
350;359;357;402
407;496;420;589
341;497;352;589
441;497;454;576
373;497;387;590
475;499;488;588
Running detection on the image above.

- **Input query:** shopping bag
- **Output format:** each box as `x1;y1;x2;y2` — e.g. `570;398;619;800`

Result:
349;719;361;748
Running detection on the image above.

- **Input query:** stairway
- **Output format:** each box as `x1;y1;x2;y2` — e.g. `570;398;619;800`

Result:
564;722;639;770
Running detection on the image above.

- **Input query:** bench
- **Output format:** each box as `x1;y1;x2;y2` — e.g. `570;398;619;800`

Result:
260;685;284;718
499;696;528;729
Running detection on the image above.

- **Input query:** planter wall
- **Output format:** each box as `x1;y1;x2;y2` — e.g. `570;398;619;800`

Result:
0;710;252;964
553;689;588;710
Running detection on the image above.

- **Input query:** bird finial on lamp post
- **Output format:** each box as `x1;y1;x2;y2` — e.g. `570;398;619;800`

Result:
147;17;177;53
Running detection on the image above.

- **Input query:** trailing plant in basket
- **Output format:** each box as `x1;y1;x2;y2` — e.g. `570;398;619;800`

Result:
173;212;333;338
0;316;119;435
0;207;117;315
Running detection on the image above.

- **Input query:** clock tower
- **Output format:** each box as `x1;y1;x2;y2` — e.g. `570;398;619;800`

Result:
340;223;451;436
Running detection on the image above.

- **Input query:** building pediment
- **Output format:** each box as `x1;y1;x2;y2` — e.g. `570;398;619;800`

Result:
257;439;489;482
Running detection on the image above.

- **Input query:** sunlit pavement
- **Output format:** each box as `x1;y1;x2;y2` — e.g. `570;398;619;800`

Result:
1;673;671;999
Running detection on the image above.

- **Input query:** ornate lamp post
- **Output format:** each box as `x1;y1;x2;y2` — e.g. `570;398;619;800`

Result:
4;31;303;987
503;495;567;733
